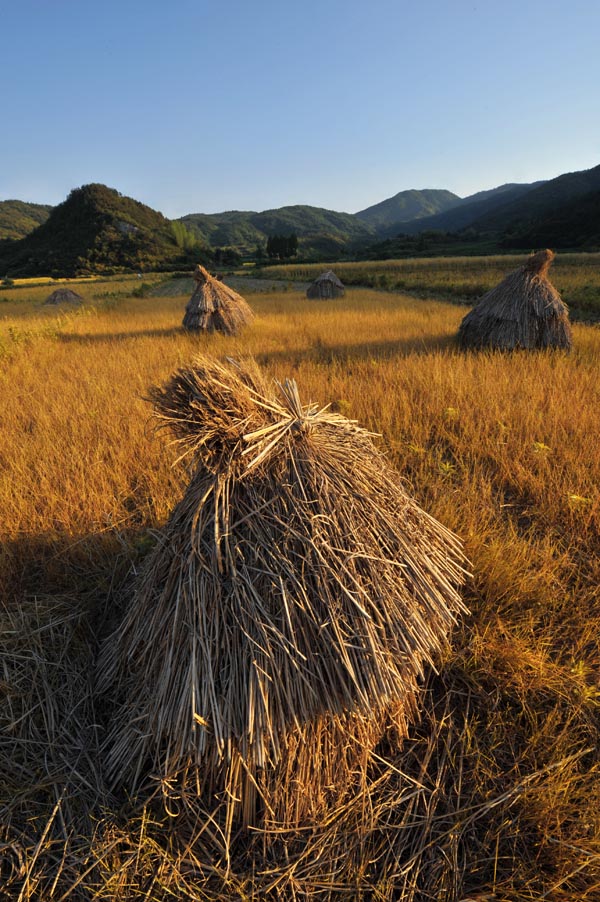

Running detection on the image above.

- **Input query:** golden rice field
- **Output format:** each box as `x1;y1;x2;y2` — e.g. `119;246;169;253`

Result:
1;272;600;899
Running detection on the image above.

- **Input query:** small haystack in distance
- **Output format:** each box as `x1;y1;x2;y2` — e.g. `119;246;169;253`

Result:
182;264;254;334
458;249;572;351
43;288;83;306
99;357;467;833
306;269;345;299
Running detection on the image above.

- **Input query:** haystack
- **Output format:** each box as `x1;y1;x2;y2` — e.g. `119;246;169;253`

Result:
99;357;467;832
306;269;345;299
182;264;254;333
43;288;83;306
458;249;572;350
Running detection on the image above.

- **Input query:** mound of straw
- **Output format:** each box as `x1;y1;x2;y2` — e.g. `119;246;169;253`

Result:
458;249;572;351
182;265;254;334
43;288;84;306
306;269;345;299
99;356;468;833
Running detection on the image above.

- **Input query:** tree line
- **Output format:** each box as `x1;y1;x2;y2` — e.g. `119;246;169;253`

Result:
266;233;298;260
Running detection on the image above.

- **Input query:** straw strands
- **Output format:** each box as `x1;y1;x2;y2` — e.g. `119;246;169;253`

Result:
182;265;254;334
98;356;468;832
458;249;572;350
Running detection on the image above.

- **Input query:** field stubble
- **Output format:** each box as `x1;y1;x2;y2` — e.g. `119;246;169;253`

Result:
1;279;600;899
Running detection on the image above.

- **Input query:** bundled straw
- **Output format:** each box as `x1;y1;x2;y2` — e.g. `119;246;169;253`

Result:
458;249;572;350
99;357;468;830
306;270;345;299
43;288;83;306
182;265;254;334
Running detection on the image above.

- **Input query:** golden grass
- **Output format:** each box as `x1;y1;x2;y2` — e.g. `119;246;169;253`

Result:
6;276;102;286
1;276;600;898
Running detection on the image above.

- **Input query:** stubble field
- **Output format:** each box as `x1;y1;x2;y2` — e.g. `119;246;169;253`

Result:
1;270;600;899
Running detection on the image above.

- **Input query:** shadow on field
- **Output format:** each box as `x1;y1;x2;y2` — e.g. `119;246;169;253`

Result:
0;527;154;888
0;526;151;613
257;333;457;367
58;326;183;343
0;527;138;619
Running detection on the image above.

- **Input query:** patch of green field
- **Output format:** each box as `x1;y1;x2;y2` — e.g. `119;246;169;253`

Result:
258;252;600;316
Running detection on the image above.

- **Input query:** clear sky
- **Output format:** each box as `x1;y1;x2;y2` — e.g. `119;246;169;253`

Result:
2;0;600;217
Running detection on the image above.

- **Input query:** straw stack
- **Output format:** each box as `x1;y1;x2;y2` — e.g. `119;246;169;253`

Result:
306;270;345;299
99;357;468;832
182;265;254;334
43;288;83;306
458;249;572;350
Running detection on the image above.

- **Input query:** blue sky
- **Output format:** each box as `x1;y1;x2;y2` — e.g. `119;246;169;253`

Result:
2;0;600;217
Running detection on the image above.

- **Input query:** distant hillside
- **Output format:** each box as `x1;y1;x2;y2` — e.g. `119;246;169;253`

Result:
0;200;52;240
3;161;599;274
381;183;541;237
179;205;375;258
470;164;600;236
355;189;460;231
0;184;205;277
500;188;600;250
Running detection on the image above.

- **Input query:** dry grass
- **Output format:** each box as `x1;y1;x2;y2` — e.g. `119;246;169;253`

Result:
3;276;102;287
1;274;600;899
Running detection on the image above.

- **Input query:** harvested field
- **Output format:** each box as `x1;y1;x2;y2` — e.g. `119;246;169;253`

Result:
150;274;311;297
1;272;599;899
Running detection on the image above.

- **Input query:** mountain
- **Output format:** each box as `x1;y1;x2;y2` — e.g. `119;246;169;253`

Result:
355;164;600;256
179;205;375;258
469;163;600;237
0;200;52;240
355;189;461;231
0;184;202;277
500;188;600;250
377;183;542;238
2;162;598;276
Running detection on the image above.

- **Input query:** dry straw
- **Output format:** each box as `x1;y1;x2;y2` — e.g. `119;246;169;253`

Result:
458;249;572;351
182;265;254;334
306;270;345;299
99;356;468;834
43;288;84;306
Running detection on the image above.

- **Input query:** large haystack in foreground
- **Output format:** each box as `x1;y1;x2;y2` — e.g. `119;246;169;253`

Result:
182;265;254;333
458;249;572;351
99;357;467;833
43;288;84;306
306;269;345;299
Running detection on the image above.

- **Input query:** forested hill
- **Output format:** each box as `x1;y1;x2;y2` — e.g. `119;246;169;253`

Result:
354;188;461;231
470;163;600;235
0;200;52;240
499;188;600;250
377;183;541;238
179;205;375;258
0;184;205;277
3;162;600;276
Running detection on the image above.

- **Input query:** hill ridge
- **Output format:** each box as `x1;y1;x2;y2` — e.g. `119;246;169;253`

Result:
0;184;205;277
